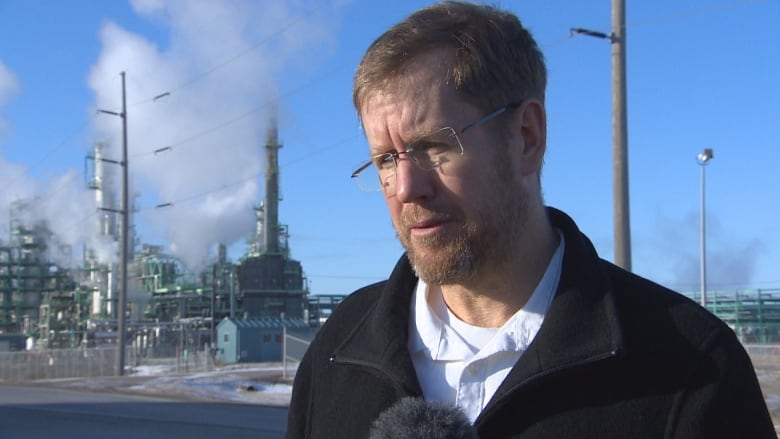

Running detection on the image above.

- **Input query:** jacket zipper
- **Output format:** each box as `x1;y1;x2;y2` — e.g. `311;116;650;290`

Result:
476;348;622;425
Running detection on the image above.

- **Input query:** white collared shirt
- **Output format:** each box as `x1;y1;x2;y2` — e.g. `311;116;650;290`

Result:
408;233;564;422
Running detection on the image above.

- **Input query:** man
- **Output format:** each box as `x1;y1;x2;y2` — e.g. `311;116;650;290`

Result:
286;2;775;438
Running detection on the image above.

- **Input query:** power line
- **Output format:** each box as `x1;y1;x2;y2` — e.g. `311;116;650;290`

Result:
129;2;330;108
563;0;768;48
0;121;88;194
307;274;386;280
147;173;260;210
135;132;358;212
132;61;351;159
280;133;360;169
627;0;767;28
25;172;80;208
1;2;334;201
47;209;102;239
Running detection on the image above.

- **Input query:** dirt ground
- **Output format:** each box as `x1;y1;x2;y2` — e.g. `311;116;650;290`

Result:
751;354;780;432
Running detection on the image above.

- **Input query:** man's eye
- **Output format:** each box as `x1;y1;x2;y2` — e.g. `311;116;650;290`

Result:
412;141;450;157
374;154;395;170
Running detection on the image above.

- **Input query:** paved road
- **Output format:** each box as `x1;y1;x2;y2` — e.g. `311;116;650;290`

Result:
0;384;287;439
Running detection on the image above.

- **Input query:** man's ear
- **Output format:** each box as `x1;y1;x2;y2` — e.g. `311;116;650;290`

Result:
513;99;547;177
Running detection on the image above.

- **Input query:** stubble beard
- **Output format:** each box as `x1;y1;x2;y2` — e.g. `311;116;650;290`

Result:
398;152;527;286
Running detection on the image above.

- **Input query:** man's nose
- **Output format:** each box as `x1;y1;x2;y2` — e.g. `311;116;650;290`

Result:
393;158;435;202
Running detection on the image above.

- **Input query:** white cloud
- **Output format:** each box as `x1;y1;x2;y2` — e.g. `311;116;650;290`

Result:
0;60;20;104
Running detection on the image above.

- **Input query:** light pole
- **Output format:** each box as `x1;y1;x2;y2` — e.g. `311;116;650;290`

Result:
697;148;714;308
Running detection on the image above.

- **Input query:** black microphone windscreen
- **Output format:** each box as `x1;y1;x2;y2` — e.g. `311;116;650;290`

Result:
369;397;477;439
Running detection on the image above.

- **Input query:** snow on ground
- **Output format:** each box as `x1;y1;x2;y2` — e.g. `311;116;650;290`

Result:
42;363;295;407
128;364;293;406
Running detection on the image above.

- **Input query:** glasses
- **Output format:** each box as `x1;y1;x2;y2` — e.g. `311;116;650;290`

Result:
351;102;521;194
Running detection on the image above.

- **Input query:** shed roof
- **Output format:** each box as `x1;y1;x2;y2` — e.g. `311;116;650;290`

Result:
218;317;309;330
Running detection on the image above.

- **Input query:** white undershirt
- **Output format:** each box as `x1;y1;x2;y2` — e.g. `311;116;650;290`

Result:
407;232;564;423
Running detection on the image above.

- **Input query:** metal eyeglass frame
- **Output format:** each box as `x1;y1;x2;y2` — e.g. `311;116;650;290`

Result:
350;101;522;190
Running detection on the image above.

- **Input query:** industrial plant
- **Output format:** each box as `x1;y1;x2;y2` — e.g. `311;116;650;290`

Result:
0;109;778;374
0;111;340;365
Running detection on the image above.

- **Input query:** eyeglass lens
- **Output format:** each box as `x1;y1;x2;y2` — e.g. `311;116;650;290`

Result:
354;127;463;193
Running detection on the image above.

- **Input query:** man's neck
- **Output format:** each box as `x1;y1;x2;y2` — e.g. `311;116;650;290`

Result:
439;220;559;328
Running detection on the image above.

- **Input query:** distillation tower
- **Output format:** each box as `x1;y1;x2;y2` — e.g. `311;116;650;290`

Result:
238;107;309;319
84;141;129;319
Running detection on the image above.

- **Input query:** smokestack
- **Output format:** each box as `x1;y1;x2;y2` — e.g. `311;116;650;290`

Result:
263;103;281;255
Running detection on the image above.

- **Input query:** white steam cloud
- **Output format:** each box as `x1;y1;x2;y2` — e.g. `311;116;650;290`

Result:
0;60;20;143
86;0;345;269
0;61;36;245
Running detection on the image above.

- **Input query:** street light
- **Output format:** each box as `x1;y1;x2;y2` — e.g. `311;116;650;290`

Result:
697;148;714;308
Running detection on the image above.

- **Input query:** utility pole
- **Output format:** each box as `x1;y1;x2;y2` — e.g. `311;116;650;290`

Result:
611;0;631;272
571;0;632;271
98;71;129;376
119;71;129;377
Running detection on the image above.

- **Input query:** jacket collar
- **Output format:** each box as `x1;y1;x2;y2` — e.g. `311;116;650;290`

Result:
331;207;625;401
330;255;423;396
480;208;625;420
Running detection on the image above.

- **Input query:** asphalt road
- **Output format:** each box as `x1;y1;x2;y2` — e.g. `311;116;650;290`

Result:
0;384;287;439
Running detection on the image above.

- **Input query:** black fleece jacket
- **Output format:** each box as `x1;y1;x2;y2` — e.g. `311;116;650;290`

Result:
286;208;775;438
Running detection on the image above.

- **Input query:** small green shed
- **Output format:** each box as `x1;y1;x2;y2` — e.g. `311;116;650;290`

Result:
216;317;308;364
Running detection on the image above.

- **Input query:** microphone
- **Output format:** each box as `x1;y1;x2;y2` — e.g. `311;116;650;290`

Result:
369;397;477;439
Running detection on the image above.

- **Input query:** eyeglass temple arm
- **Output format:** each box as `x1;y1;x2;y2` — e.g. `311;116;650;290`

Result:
458;101;522;134
351;160;374;178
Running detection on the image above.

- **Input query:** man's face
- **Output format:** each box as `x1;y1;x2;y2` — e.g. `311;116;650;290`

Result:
359;60;530;285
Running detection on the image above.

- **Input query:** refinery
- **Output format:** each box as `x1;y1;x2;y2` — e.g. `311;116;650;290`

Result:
1;110;779;365
0;110;337;358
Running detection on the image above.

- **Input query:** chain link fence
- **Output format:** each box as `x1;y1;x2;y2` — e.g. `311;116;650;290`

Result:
745;344;780;371
0;347;214;381
2;341;776;383
281;327;318;381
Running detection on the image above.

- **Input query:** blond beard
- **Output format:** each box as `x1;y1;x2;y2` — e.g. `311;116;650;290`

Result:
401;219;475;285
398;152;528;285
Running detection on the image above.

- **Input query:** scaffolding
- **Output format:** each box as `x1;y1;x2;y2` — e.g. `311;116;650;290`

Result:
138;245;236;325
703;289;780;344
0;201;78;346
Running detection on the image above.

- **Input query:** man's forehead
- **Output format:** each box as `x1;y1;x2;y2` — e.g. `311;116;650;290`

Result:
361;82;462;125
361;99;446;146
360;51;455;104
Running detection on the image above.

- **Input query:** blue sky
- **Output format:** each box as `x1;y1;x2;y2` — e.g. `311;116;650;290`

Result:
0;0;777;297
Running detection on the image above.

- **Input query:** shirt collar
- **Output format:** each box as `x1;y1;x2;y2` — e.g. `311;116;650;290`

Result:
409;231;565;360
409;279;449;357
